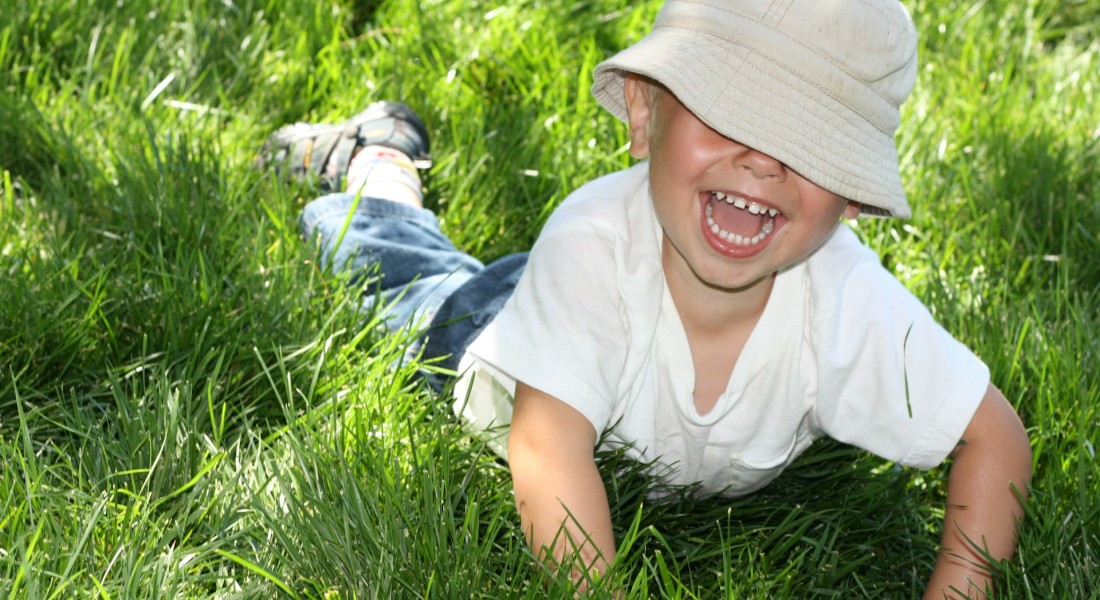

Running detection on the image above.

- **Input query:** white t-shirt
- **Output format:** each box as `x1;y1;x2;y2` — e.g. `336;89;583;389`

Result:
455;163;989;495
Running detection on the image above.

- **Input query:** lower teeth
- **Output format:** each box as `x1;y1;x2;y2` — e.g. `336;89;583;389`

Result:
706;201;775;247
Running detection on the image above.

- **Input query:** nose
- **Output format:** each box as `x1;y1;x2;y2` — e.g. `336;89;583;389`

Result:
733;144;786;182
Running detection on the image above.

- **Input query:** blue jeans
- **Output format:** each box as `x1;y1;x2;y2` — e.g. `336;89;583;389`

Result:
300;193;527;390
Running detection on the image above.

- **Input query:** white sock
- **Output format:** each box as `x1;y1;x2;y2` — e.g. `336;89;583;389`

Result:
344;145;424;207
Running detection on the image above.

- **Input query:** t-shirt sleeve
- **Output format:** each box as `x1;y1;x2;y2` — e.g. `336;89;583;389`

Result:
464;226;629;434
810;234;990;469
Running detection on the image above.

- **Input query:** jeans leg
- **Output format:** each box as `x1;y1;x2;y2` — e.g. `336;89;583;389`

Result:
299;193;485;331
421;252;529;391
300;192;527;390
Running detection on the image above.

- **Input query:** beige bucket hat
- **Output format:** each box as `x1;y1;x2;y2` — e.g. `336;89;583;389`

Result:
592;0;918;218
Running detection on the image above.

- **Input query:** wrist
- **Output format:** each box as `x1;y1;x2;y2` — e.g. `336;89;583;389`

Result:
925;554;994;600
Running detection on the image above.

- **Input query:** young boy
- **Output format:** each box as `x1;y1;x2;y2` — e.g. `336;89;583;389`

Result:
263;1;1031;597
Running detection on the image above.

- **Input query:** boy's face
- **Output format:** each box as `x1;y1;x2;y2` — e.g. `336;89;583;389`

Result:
624;76;859;294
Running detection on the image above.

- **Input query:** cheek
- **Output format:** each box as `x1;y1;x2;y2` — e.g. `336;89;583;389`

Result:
791;172;843;203
794;180;847;220
648;182;692;235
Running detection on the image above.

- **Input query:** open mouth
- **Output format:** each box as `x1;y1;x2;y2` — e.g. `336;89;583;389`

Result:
703;191;781;247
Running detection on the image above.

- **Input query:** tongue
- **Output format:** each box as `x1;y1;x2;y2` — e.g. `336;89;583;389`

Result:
711;199;764;238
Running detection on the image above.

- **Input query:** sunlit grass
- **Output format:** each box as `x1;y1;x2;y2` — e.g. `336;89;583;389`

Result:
1;0;1097;597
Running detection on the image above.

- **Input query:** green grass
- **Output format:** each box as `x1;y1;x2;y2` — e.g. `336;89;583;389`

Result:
1;0;1097;597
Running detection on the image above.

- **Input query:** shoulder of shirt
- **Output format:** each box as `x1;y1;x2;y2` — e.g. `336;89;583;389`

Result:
799;223;933;333
797;224;891;313
804;224;882;281
537;163;649;240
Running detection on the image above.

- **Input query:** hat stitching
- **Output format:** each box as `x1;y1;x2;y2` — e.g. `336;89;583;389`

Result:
761;0;795;24
595;64;903;214
771;0;797;27
733;50;893;173
657;1;907;131
685;30;898;160
666;20;900;134
595;54;893;199
601;53;894;204
590;0;916;216
671;38;894;194
670;0;909;83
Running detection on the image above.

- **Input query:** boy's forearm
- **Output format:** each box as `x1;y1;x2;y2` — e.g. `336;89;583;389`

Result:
925;462;1027;599
511;449;616;585
509;381;616;588
924;385;1032;599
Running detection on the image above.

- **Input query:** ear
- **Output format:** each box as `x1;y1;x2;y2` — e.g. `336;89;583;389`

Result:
842;202;862;220
624;75;654;159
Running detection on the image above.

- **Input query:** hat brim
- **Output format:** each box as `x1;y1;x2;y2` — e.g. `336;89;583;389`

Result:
592;28;910;218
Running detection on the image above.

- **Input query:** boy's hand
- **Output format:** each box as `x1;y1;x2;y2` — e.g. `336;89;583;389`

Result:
509;381;615;589
925;384;1031;599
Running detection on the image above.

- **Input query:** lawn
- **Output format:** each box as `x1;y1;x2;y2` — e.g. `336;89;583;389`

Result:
1;0;1097;597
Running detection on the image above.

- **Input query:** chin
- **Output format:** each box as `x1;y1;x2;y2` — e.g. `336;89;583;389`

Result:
693;262;775;293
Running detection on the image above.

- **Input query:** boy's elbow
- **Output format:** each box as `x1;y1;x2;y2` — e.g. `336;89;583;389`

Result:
507;424;540;471
1003;412;1033;497
993;386;1032;480
957;384;1033;490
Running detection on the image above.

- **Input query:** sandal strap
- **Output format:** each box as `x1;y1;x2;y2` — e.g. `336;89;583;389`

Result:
259;101;432;191
323;131;361;188
288;130;342;181
344;102;432;169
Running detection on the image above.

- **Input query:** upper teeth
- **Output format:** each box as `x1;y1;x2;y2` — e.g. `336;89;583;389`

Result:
713;191;778;217
706;192;780;246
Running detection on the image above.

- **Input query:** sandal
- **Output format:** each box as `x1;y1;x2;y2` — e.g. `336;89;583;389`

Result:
258;101;432;191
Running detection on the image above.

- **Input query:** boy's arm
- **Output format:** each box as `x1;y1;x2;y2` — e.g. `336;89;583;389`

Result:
924;384;1032;600
509;381;615;587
